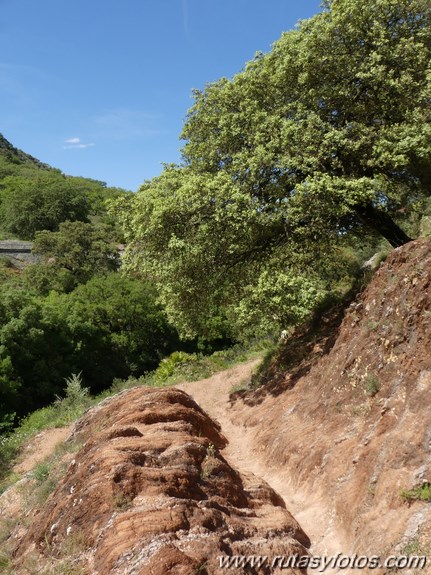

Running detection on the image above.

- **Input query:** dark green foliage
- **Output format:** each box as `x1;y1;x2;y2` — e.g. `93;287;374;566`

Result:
0;173;91;239
50;274;178;393
23;264;77;296
25;221;120;294
0;274;178;421
0;288;75;418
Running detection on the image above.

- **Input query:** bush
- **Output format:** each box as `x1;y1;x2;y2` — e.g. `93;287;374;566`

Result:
153;351;199;382
0;373;92;482
364;373;380;397
400;483;431;503
0;173;90;240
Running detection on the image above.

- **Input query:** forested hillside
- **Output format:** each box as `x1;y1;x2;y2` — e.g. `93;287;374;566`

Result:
0;135;181;428
0;133;128;241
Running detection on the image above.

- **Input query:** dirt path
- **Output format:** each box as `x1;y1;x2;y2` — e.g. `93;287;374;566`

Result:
13;425;72;475
177;360;345;560
0;426;73;520
8;362;343;557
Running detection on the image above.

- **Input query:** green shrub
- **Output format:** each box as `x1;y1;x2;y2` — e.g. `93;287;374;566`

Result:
0;373;93;482
153;351;199;382
54;373;90;419
32;461;51;483
400;483;431;503
364;373;380;396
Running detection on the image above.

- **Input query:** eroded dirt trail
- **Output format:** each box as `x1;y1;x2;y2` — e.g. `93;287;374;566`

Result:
13;425;73;475
177;360;346;560
9;361;344;561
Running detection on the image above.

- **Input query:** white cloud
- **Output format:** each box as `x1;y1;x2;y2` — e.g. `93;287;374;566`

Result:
63;137;95;149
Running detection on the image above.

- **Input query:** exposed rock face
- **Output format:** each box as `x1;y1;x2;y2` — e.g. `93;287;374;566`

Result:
236;238;431;556
12;239;431;572
13;387;309;574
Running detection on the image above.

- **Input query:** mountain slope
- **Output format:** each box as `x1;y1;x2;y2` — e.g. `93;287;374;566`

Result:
0;133;52;170
230;238;431;560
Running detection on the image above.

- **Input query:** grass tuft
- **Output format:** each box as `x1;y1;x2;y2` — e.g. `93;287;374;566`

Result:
364;373;380;397
0;373;92;487
400;482;431;503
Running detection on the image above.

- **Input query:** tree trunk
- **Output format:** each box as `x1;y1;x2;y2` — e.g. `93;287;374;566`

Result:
355;203;413;248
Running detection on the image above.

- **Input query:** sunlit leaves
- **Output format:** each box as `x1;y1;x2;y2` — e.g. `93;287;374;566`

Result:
114;0;430;338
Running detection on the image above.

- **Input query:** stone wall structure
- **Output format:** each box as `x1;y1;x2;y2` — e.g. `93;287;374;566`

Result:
0;240;38;267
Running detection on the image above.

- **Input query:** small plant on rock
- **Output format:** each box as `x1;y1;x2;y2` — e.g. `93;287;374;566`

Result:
201;443;219;479
113;491;133;511
400;482;431;503
364;373;380;397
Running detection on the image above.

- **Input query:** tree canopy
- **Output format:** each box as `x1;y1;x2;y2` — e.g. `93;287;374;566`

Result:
0;274;177;421
0;173;91;239
113;0;431;339
181;0;430;247
25;221;120;294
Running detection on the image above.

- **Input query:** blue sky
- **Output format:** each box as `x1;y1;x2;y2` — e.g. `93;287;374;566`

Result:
0;0;322;191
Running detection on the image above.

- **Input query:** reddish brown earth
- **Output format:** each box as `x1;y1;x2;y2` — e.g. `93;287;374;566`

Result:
13;426;72;475
5;238;431;574
12;387;309;574
209;239;431;569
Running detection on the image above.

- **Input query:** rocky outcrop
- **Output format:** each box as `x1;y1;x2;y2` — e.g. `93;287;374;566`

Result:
13;387;309;574
235;238;431;557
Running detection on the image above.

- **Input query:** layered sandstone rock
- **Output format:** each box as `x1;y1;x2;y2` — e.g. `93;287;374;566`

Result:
13;387;310;574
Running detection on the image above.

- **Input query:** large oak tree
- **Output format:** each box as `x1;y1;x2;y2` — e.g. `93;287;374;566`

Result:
114;0;431;338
